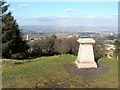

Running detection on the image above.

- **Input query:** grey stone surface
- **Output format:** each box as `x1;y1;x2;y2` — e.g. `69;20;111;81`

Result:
65;62;109;78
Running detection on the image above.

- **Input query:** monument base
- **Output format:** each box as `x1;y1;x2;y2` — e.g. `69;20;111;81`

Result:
75;59;97;68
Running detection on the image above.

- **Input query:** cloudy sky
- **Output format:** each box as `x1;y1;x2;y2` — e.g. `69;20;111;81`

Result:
7;2;118;27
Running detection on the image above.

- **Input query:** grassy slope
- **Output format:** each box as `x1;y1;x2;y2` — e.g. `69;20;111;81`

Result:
2;54;118;88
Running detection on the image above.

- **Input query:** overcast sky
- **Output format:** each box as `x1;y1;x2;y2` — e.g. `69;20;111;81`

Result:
7;2;118;27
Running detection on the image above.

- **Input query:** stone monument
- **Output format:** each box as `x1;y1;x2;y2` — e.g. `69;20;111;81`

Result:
75;36;97;68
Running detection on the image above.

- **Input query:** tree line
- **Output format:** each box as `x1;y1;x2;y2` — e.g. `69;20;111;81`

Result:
28;35;79;58
28;35;106;61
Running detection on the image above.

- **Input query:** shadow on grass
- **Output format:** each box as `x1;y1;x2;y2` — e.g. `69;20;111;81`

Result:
64;61;109;79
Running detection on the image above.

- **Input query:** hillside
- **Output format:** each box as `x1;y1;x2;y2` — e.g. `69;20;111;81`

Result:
2;54;118;88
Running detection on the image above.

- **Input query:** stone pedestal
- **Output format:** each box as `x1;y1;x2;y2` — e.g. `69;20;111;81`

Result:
75;38;97;68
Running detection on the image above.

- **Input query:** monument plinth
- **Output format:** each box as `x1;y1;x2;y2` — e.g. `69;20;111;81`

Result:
75;37;97;68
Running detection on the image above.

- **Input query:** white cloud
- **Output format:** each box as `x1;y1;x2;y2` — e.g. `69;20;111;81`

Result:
19;3;30;7
102;16;113;18
17;15;117;27
33;16;44;18
113;13;118;16
83;15;117;19
33;15;70;19
84;16;96;19
9;8;14;11
65;8;74;12
56;15;70;18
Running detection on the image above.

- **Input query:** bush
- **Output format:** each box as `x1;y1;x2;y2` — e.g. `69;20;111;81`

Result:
11;53;29;60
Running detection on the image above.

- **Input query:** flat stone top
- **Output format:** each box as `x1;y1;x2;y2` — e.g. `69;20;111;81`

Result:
79;36;96;38
77;38;95;44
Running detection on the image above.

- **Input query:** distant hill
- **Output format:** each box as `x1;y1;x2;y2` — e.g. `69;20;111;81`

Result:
20;25;117;34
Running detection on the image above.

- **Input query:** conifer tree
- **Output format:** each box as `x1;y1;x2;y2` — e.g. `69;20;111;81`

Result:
1;1;29;59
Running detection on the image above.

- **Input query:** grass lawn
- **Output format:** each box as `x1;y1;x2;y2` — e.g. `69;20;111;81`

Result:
2;54;118;88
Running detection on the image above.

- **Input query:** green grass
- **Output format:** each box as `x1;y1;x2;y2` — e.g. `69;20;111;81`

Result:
2;54;118;88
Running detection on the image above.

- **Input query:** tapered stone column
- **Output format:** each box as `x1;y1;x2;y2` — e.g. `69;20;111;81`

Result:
75;38;97;68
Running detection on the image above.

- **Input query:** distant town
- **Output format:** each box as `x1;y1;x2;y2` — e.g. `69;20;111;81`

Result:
21;26;118;59
22;26;118;42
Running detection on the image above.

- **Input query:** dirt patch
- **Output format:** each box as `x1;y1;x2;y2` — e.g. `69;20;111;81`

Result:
65;62;109;79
